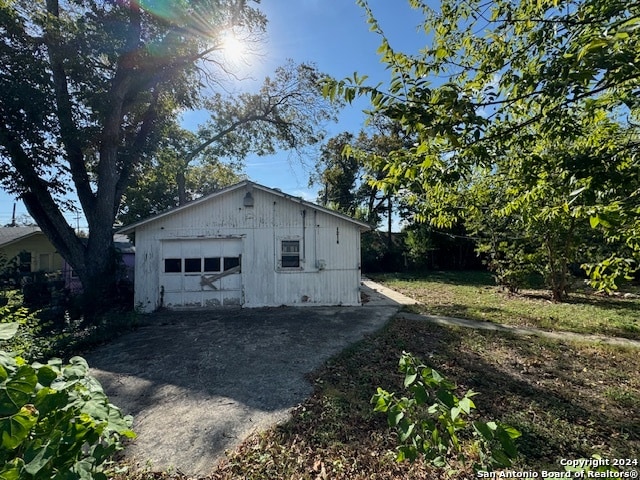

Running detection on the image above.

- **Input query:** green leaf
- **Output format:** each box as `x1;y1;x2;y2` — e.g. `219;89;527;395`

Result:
33;387;68;416
404;373;418;387
0;459;23;480
450;406;461;421
0;405;38;450
430;369;444;384
435;388;456;408
0;365;37;416
399;422;415;442
23;439;55;475
0;324;18;341
459;396;474;414
388;409;404;427
36;365;58;387
473;421;495;440
63;357;89;379
411;384;429;405
495;425;519;457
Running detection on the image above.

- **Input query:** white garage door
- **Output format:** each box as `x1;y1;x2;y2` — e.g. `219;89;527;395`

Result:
160;238;243;308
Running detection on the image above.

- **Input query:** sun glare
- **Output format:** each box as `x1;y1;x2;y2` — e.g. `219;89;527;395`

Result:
221;31;247;60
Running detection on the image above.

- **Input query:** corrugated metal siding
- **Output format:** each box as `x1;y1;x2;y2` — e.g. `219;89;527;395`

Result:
132;185;362;312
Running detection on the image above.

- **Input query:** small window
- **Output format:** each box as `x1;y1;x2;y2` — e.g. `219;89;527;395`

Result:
18;251;32;273
204;257;221;272
281;240;300;268
223;257;240;271
164;258;181;273
184;258;202;273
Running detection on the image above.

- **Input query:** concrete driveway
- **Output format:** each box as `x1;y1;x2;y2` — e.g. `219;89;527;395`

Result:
86;281;409;476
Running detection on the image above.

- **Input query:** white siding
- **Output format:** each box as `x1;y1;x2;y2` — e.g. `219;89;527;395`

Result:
131;184;364;312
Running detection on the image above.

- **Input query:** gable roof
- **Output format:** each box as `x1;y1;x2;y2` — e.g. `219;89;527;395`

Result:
0;226;44;247
118;180;371;234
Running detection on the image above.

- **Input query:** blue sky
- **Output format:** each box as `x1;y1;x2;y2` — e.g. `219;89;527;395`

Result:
0;1;426;228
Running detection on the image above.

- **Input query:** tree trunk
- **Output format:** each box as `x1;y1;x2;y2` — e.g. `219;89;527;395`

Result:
177;168;187;206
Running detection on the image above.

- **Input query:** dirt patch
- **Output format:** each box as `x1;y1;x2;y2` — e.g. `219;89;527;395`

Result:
85;303;398;476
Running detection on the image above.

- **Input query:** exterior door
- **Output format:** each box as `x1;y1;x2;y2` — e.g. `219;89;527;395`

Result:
160;238;243;308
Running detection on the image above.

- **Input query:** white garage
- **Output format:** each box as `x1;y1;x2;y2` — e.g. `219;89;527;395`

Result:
119;181;370;312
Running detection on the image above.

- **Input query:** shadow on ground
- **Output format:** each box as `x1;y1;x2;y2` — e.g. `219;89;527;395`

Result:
86;301;398;476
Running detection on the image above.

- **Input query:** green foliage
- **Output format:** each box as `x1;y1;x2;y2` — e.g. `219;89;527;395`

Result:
0;291;44;360
322;0;640;293
0;324;135;479
372;352;520;472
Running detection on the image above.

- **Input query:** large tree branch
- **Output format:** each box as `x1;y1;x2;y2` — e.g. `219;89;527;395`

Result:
114;89;162;215
44;0;94;213
0;127;85;269
93;0;142;230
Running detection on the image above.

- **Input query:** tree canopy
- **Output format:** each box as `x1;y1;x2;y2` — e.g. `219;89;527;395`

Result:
119;60;339;225
0;0;266;309
323;0;640;293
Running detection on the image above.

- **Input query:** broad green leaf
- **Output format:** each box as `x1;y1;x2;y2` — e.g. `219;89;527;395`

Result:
34;387;68;416
474;421;495;440
0;459;23;480
36;365;58;387
404;373;417;387
388;409;404;427
0;405;38;450
0;365;37;416
411;384;429;404
63;357;89;379
450;406;461;421
459;396;474;414
435;388;456;408
0;324;18;341
23;439;55;475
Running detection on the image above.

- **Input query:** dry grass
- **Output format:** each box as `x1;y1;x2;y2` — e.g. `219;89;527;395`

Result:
118;316;640;479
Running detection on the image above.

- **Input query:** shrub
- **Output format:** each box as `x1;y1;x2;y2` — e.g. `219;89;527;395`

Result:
372;352;520;472
0;323;135;479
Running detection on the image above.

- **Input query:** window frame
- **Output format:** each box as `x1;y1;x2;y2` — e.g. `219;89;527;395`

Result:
164;258;182;273
279;238;302;270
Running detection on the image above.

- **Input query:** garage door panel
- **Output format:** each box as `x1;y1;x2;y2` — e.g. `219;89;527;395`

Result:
218;275;241;290
182;291;204;307
183;275;202;292
162;241;182;257
162;276;182;292
160;239;243;308
164;292;181;308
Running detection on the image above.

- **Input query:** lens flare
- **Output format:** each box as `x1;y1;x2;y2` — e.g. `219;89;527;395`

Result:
220;30;246;59
136;0;181;23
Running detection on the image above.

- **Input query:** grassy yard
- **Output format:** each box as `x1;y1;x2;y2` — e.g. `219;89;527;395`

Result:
371;271;640;341
124;272;640;480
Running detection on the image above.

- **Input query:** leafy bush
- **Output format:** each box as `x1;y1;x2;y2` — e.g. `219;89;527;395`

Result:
0;323;135;479
372;352;520;472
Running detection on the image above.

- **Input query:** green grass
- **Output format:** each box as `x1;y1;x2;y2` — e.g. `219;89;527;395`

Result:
116;271;640;479
370;271;640;341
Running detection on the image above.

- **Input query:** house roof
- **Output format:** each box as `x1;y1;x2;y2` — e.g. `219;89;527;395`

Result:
0;226;43;247
118;180;372;234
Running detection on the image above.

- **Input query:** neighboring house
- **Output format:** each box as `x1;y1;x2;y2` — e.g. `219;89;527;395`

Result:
118;180;370;312
62;235;135;293
0;226;63;273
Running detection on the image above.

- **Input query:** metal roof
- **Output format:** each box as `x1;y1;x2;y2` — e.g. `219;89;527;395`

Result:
117;180;372;234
